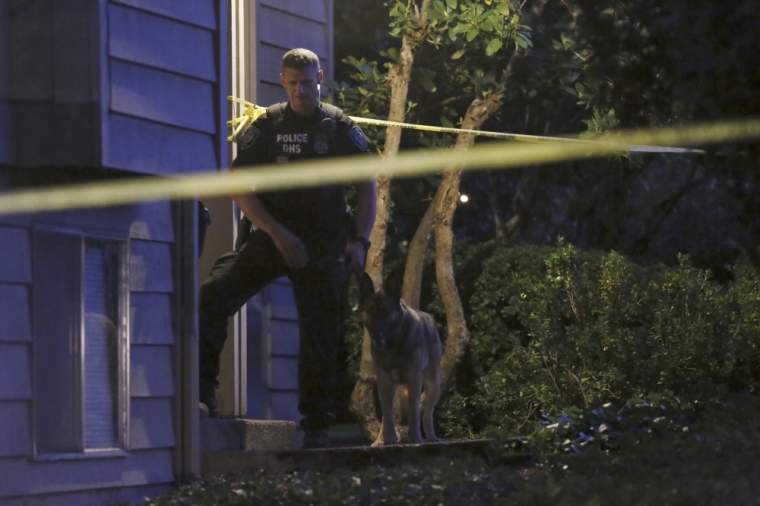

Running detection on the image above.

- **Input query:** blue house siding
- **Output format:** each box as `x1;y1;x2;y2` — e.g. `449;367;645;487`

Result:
128;232;177;458
0;451;174;500
0;226;33;463
111;0;217;30
255;1;332;107
110;61;216;135
0;0;226;171
0;203;182;504
0;5;8;164
258;6;330;57
0;284;31;343
105;113;218;174
0;402;32;457
109;3;216;82
0;0;337;502
0;0;227;501
131;293;174;345
0;344;32;401
103;0;227;175
130;398;175;450
0;226;31;282
130;240;175;293
131;347;175;398
0;0;101;168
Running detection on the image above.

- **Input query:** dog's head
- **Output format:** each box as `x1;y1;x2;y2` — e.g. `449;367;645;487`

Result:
359;271;403;349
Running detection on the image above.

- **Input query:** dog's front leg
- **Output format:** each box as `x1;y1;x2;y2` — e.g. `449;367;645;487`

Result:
376;369;398;445
407;371;423;444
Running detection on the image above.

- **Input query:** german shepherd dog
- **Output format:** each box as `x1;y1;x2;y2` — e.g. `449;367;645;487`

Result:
359;271;442;445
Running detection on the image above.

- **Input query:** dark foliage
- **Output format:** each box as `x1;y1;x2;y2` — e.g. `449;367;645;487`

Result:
427;240;760;438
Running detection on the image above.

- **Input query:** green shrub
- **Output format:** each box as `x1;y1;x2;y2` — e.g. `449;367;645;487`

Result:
438;240;760;439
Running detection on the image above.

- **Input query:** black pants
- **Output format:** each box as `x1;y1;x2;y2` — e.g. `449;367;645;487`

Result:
198;228;348;427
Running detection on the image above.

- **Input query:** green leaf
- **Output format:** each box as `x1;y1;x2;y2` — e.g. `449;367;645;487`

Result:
453;23;470;34
446;0;457;9
426;8;444;20
515;33;532;48
575;82;585;94
516;37;528;48
466;28;478;42
451;48;467;60
486;38;503;56
496;3;511;16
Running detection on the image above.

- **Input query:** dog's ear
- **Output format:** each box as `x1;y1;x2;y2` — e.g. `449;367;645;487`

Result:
359;272;376;304
383;269;403;300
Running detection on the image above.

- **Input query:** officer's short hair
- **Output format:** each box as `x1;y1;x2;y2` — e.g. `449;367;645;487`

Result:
282;48;321;72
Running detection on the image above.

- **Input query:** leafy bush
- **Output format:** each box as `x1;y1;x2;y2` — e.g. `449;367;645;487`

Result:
438;240;760;438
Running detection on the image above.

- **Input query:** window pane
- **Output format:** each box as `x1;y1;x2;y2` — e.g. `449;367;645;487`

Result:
83;240;121;449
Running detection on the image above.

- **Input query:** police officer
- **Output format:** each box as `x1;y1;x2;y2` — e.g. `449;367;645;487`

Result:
198;48;376;449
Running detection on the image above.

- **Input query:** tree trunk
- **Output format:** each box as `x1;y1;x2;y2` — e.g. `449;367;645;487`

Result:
434;93;504;385
402;199;437;309
403;0;549;328
435;167;467;385
353;0;549;441
350;1;430;441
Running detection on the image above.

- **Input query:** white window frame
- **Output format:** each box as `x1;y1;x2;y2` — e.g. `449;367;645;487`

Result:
31;226;130;460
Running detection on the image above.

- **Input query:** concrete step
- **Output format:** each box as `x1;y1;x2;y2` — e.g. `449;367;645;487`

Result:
202;438;532;476
294;422;368;449
200;418;297;453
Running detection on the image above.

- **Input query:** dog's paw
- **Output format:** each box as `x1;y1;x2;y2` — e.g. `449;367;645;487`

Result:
425;436;442;444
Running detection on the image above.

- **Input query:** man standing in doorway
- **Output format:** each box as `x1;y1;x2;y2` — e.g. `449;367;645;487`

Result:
198;48;376;449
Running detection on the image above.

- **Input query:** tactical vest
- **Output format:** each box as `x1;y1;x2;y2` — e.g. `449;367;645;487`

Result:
265;102;340;162
235;103;348;250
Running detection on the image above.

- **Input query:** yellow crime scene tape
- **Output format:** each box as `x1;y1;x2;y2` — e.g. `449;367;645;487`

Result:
228;96;704;154
0;113;758;216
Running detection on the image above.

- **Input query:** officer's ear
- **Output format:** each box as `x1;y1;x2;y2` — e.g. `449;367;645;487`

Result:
317;69;323;84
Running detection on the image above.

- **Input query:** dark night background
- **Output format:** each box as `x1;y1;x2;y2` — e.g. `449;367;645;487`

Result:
332;0;760;277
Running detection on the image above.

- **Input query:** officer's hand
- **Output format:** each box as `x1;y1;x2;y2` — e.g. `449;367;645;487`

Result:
344;240;368;274
270;226;308;268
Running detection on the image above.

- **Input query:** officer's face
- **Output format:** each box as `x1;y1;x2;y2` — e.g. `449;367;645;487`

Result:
280;63;323;117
